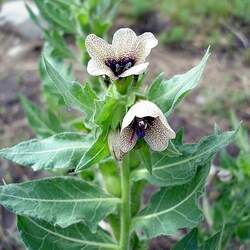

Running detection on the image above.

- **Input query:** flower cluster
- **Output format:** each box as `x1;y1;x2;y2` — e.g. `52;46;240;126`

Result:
85;28;175;159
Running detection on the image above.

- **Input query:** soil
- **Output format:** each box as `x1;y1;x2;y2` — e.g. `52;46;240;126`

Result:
0;22;250;250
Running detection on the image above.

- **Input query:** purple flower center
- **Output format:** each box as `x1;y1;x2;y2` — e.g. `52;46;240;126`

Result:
130;117;155;141
105;57;136;77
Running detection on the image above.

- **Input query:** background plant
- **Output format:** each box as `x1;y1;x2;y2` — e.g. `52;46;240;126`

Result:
200;112;250;249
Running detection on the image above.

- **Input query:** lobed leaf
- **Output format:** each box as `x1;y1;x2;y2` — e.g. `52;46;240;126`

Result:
0;177;120;231
18;216;118;250
0;132;93;171
148;48;210;116
132;163;210;239
132;129;238;187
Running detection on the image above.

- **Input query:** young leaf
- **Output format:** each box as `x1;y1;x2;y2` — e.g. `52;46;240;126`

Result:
43;57;97;126
0;132;93;171
95;85;125;127
148;48;210;116
132;129;238;187
0;177;120;231
76;128;110;171
20;95;63;138
131;163;210;239
18;216;118;250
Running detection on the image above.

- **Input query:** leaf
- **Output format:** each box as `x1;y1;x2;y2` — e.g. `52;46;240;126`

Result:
0;177;120;231
0;132;93;171
148;48;210;116
76;128;110;171
230;111;249;152
111;103;126;130
131;130;238;187
94;85;125;127
137;143;152;174
173;228;221;250
44;30;75;59
131;163;211;239
202;232;221;250
20;95;63;138
43;57;97;127
33;0;77;33
18;216;118;250
173;228;199;250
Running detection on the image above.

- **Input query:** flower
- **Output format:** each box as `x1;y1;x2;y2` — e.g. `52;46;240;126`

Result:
119;100;176;153
85;28;158;80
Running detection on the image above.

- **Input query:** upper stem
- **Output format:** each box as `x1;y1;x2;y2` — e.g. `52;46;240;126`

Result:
120;161;130;250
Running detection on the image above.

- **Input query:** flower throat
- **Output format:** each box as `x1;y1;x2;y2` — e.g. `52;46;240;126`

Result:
105;57;136;77
130;117;155;141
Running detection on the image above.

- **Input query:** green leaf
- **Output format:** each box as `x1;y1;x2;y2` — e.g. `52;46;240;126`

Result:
76;128;110;171
148;48;210;116
202;232;221;250
0;177;120;231
0;132;93;171
44;30;75;59
20;95;63;138
137;143;152;174
111;103;126;130
95;85;125;127
173;228;199;250
33;0;77;33
132;130;237;187
236;220;250;241
230;111;250;152
173;228;221;250
43;57;97;127
18;216;118;250
131;163;210;239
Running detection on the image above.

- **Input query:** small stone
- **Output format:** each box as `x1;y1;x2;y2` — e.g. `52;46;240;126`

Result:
0;1;42;40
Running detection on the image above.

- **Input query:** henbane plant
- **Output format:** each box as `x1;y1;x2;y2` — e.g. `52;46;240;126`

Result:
0;28;239;250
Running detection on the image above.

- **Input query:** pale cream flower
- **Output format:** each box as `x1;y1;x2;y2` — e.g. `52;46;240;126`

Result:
85;28;158;80
120;100;176;153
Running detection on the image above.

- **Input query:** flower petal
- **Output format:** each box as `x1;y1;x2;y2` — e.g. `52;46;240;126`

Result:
135;32;158;63
121;100;164;130
108;131;125;160
119;62;149;78
112;28;138;58
85;34;114;62
87;59;118;80
144;117;175;151
119;127;137;153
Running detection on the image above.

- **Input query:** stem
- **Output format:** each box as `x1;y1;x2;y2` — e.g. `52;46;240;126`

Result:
120;161;130;250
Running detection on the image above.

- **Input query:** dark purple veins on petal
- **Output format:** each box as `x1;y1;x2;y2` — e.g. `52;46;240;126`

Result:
105;57;136;77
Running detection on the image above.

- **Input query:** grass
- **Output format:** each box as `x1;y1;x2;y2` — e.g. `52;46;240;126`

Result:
160;0;250;48
122;0;250;54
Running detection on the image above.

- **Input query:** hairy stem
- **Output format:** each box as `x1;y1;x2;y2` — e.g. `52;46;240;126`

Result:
120;161;130;250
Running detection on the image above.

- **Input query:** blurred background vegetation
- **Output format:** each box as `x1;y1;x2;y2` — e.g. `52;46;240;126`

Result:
0;0;249;249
